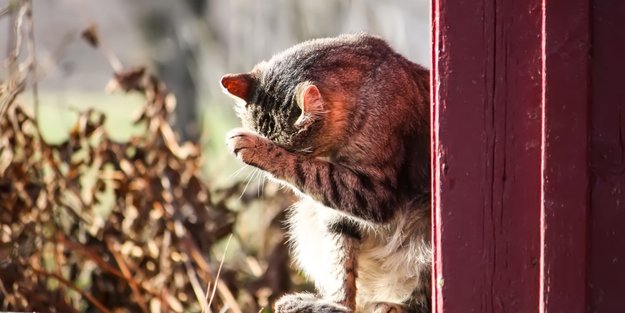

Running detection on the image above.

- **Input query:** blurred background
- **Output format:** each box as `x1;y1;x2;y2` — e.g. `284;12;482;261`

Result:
1;0;430;184
0;0;429;312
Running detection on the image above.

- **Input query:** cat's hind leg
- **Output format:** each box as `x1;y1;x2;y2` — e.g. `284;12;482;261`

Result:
274;293;349;313
274;233;359;313
279;202;361;312
363;302;409;313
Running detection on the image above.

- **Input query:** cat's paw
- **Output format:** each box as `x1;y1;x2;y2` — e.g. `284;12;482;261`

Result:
226;128;273;166
274;293;350;313
363;302;407;313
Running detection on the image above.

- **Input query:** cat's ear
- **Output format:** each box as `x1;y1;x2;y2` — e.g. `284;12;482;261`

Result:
221;73;254;102
298;84;324;115
295;83;325;128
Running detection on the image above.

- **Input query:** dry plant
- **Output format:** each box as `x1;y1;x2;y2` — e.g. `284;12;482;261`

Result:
0;1;296;312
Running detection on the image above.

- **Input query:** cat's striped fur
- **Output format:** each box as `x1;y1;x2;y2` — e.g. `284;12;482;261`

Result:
222;33;431;313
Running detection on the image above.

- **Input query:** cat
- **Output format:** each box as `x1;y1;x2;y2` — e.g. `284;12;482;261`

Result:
221;33;431;313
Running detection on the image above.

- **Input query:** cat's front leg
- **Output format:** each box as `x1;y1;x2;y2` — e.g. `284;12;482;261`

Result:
226;128;397;223
226;128;308;181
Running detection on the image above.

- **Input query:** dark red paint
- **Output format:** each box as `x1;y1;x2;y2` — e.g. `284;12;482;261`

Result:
541;0;590;312
432;0;542;312
589;1;625;312
432;0;625;312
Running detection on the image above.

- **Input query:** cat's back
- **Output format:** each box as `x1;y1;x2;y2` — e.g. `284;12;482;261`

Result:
261;33;401;85
271;33;393;64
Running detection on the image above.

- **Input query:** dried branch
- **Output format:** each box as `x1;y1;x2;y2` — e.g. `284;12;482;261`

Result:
31;268;113;313
0;5;295;313
106;239;150;313
23;0;39;122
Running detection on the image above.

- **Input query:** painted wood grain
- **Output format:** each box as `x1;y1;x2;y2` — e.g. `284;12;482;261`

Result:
432;1;542;312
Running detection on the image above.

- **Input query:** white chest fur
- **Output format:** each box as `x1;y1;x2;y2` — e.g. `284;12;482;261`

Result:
286;196;431;309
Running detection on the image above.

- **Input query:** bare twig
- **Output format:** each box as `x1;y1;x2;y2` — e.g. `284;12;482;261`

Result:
0;4;11;18
23;0;39;123
106;239;150;313
10;1;27;71
185;258;209;313
207;235;232;312
1;1;24;118
31;268;113;313
0;78;25;117
56;233;161;299
5;1;19;74
1;1;38;120
184;235;242;313
0;7;283;311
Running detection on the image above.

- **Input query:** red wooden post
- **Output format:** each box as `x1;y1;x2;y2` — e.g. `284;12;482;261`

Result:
433;0;625;312
540;0;590;312
588;1;625;312
431;0;542;312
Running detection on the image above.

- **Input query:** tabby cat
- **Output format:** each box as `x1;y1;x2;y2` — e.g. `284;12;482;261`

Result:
222;33;431;313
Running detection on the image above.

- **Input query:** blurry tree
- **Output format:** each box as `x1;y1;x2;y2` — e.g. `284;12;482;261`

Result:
130;0;206;142
3;0;429;141
0;1;431;311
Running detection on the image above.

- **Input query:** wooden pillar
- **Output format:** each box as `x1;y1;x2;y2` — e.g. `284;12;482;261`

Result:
588;1;625;312
540;0;590;312
431;0;542;312
431;0;625;312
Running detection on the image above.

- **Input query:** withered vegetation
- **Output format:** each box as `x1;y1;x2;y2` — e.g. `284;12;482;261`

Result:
0;2;295;312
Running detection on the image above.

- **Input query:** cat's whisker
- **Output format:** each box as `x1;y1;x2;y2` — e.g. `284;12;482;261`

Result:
256;171;269;197
239;167;257;199
253;168;262;198
242;166;256;182
260;173;267;196
256;170;266;196
228;164;250;180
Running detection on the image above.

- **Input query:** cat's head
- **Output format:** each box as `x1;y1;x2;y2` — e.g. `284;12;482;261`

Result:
221;63;329;155
221;34;390;156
